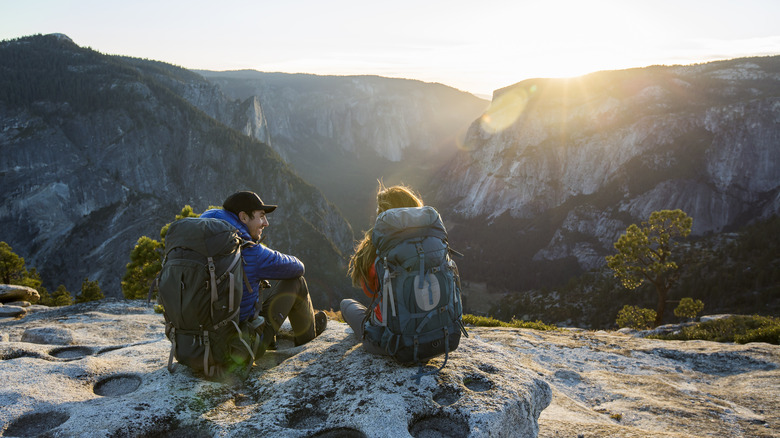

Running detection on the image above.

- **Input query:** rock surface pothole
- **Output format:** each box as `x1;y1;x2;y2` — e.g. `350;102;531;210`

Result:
94;374;142;397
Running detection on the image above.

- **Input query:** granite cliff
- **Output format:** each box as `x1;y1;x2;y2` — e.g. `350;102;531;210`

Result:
197;70;488;227
0;34;353;306
433;57;780;293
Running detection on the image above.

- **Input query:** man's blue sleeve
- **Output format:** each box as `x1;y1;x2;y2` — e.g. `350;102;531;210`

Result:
248;244;305;279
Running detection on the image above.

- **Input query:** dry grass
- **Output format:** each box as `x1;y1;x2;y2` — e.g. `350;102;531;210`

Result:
320;309;344;323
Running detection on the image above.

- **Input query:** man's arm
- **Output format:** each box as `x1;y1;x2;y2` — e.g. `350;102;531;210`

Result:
250;244;305;279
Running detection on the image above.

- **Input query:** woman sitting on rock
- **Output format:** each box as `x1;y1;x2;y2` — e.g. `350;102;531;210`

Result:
341;183;425;355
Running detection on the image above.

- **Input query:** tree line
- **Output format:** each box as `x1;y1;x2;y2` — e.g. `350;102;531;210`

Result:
492;211;780;329
0;241;103;305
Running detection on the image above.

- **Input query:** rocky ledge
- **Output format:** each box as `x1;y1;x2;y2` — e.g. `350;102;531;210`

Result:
0;284;41;318
0;300;550;437
480;328;779;437
1;300;778;437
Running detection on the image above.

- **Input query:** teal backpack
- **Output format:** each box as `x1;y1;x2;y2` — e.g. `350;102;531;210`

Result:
156;217;261;381
366;206;467;376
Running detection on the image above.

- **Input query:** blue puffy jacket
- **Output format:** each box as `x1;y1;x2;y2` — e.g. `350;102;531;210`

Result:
200;208;305;321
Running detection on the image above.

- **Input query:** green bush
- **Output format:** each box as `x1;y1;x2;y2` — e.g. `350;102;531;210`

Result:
50;285;73;307
651;315;780;344
122;236;164;299
76;278;104;303
0;241;47;300
461;314;557;331
734;324;780;345
615;305;657;330
674;297;705;320
122;205;199;299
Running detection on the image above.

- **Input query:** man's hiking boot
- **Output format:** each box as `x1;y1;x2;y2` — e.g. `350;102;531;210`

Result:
259;324;277;351
315;311;328;337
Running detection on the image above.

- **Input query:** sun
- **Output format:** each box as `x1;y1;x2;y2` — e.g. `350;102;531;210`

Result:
484;1;653;88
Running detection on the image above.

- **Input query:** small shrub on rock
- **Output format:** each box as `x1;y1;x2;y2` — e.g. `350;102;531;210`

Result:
674;297;704;320
615;305;657;330
50;285;73;307
76;278;104;303
461;314;557;331
734;322;780;345
651;315;780;344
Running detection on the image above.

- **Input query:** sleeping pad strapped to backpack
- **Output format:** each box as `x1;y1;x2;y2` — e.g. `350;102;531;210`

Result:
366;206;468;372
156;217;260;381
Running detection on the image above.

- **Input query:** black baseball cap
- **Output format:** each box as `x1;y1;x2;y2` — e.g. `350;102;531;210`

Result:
223;191;277;215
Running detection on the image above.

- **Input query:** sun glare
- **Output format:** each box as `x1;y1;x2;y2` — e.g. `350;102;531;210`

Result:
479;85;538;134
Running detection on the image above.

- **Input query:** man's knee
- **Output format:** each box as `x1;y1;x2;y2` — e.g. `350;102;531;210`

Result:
278;276;308;297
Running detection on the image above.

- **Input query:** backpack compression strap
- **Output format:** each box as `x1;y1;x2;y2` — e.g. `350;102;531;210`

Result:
206;249;243;320
416;243;426;289
411;326;451;384
201;319;255;378
167;325;177;373
380;257;398;325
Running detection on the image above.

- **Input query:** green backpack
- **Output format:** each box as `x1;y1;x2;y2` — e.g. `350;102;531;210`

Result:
366;206;467;375
156;217;260;381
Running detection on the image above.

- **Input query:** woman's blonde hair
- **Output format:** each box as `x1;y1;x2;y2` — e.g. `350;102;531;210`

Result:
347;183;424;287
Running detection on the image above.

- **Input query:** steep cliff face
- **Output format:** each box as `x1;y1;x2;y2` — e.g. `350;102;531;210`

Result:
0;35;353;306
198;70;489;227
434;57;780;287
200;71;487;161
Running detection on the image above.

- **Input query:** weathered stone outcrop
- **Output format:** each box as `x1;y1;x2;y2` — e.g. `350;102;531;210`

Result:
0;305;27;318
3;300;778;437
477;327;779;437
0;285;40;304
0;300;551;437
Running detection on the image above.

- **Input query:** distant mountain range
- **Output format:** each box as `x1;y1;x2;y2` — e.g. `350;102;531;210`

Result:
2;34;778;323
432;57;780;293
0;34;355;307
195;69;488;227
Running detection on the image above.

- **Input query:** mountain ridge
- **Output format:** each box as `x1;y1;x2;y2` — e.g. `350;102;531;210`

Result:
432;56;780;299
196;68;489;228
2;34;778;327
0;34;354;306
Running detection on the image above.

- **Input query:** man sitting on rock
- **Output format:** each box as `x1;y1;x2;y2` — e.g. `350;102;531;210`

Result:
200;191;327;352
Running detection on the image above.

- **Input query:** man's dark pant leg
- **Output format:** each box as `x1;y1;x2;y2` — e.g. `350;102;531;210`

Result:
262;276;316;346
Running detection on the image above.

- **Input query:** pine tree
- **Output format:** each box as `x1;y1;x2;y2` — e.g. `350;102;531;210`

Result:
606;209;693;327
0;242;46;302
76;278;104;303
121;236;164;299
0;241;26;284
122;205;200;299
50;285;74;307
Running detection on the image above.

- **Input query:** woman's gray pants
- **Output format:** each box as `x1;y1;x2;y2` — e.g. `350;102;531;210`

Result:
339;298;388;356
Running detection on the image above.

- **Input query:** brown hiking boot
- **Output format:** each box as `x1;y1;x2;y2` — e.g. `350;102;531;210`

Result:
315;311;328;337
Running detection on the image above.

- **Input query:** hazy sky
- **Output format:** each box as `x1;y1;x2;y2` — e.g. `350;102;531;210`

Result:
2;0;779;96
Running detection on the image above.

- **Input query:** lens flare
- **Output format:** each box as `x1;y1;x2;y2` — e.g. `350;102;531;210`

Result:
454;126;472;151
479;86;533;134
